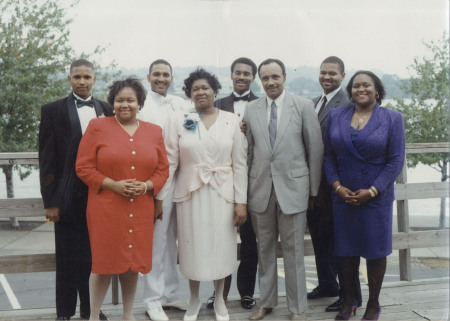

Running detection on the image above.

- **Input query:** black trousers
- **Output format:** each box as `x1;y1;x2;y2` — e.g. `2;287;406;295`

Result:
307;182;362;301
237;213;258;297
54;216;91;318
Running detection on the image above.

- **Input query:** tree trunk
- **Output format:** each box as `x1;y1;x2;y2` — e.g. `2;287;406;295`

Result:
438;158;448;230
1;165;20;228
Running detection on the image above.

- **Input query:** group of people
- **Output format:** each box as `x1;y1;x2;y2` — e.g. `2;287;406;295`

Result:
38;55;405;321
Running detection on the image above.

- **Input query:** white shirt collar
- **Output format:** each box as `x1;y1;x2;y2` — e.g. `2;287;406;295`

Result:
233;90;251;98
73;92;92;101
266;89;286;108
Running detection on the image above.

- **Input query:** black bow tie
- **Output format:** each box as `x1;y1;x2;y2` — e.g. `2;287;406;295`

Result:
75;98;95;108
233;94;250;102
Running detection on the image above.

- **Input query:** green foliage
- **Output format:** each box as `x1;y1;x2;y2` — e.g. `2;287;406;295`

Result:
389;32;449;181
0;0;119;185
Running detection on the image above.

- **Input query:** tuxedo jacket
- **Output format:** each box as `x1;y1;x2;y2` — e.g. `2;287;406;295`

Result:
39;94;113;222
313;88;351;135
243;91;323;215
214;91;259;113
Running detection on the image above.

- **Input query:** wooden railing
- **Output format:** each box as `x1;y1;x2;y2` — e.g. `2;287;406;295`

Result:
0;142;449;302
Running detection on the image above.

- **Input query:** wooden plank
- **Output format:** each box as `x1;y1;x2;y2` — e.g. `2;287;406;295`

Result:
394;182;449;200
0;152;39;165
392;230;450;249
0;198;44;218
0;253;55;273
405;142;450;154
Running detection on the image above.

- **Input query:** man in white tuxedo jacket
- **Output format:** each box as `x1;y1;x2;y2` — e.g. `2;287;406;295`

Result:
243;59;323;321
139;59;190;321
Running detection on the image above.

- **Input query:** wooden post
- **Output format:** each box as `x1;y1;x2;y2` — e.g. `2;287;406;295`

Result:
396;161;412;281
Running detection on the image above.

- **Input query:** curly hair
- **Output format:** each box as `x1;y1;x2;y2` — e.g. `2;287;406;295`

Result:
346;70;385;105
107;76;147;109
182;68;221;98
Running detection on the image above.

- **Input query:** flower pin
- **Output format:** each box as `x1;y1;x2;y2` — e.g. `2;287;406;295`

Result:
183;112;202;139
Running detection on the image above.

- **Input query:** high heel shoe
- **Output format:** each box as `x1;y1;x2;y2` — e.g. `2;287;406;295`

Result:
335;300;358;320
183;301;201;321
361;307;381;320
213;303;229;321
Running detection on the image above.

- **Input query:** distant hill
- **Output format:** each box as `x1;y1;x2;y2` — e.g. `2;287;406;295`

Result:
114;65;409;100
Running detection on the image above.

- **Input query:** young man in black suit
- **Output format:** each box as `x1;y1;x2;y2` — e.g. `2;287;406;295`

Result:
39;59;113;321
207;57;259;310
306;56;362;312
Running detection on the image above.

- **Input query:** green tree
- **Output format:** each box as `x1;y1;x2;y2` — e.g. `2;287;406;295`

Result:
390;32;449;229
0;0;118;227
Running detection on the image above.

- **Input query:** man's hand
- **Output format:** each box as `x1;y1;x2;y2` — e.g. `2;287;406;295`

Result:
45;207;60;223
154;199;163;222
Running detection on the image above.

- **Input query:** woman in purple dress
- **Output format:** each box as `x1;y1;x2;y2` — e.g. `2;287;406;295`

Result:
323;71;405;321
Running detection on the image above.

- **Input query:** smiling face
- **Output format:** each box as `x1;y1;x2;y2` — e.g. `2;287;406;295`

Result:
231;63;255;95
351;73;378;109
259;62;286;100
319;62;345;95
147;63;173;96
68;66;96;99
114;87;140;123
191;78;215;112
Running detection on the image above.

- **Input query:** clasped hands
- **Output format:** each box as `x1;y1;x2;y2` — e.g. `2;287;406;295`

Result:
112;178;152;198
337;186;372;206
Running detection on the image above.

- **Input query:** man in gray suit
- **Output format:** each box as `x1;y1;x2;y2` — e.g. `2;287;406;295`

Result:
243;58;323;321
307;56;362;312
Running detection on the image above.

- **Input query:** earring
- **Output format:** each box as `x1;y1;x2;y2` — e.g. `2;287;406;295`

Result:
376;93;379;99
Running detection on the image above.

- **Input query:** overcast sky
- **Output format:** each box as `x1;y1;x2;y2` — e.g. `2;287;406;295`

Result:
68;0;449;78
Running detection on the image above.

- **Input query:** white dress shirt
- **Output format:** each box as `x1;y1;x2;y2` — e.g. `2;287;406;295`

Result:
266;89;286;126
233;90;250;122
74;93;96;134
315;86;342;114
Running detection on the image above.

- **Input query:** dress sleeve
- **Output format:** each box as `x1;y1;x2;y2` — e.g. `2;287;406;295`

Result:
371;112;406;193
76;119;107;193
149;126;169;196
231;119;248;204
156;113;180;200
323;110;340;186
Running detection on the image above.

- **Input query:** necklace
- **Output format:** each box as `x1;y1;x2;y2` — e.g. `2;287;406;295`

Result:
115;115;139;129
354;112;368;124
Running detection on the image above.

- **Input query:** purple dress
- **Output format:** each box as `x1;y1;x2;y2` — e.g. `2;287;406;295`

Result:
323;104;405;259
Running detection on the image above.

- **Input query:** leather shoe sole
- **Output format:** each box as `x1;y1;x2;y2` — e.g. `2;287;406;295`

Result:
249;307;273;320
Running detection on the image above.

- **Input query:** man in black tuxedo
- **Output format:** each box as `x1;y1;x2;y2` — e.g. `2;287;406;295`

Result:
206;57;259;310
306;56;362;312
39;59;113;321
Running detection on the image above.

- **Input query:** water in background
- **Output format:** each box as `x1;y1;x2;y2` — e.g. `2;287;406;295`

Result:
0;164;448;228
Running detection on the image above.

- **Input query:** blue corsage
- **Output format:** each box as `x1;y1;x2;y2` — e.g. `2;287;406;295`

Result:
183;112;202;139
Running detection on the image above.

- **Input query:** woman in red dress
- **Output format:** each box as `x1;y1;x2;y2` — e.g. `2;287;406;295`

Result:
76;77;169;320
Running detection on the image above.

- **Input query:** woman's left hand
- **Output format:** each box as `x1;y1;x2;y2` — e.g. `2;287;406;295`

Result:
233;203;247;226
346;189;373;206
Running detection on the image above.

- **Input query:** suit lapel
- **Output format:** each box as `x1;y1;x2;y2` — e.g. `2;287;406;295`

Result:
272;93;293;152
255;99;271;152
318;90;347;127
67;94;82;145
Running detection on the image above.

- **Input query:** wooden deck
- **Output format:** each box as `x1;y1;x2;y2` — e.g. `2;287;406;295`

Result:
0;278;448;321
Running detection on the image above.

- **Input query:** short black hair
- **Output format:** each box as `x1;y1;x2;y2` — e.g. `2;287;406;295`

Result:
182;68;221;99
149;59;172;75
346;70;386;105
231;57;257;77
70;59;94;72
321;56;345;74
107;76;147;109
258;58;286;77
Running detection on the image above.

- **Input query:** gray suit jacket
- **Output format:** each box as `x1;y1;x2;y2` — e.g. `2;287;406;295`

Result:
243;91;324;215
313;88;351;135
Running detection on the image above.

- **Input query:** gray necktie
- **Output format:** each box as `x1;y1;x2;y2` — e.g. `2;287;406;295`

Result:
269;101;277;148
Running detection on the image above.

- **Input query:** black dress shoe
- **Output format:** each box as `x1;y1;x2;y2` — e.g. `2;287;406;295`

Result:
241;296;256;309
307;286;339;299
80;311;109;320
326;297;343;312
55;317;70;320
206;292;215;309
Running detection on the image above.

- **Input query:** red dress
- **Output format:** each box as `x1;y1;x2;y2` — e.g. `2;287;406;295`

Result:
76;117;169;274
